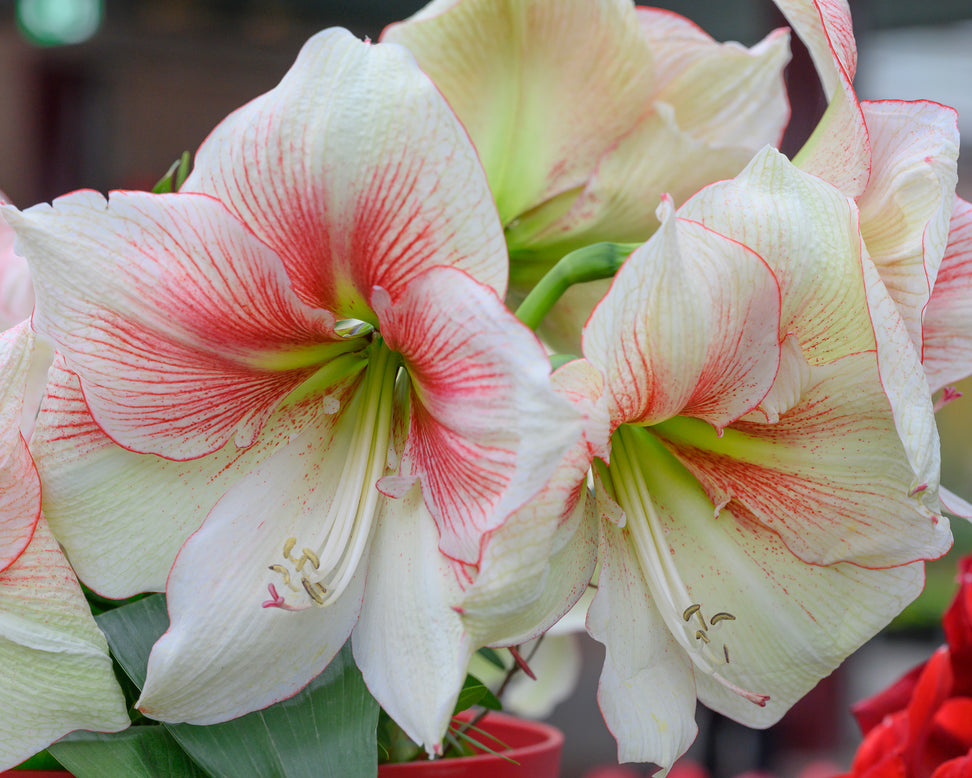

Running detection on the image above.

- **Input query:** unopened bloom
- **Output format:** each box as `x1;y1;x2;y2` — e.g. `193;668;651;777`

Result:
3;29;580;751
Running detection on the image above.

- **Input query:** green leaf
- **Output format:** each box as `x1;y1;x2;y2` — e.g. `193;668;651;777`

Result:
167;644;378;778
49;727;208;778
453;675;501;715
96;594;380;778
13;749;63;769
475;647;506;670
151;151;192;194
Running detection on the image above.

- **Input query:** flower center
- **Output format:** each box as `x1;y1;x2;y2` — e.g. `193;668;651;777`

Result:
604;423;769;707
263;339;400;611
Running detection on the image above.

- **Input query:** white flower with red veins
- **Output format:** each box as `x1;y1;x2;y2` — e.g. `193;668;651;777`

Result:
1;29;581;753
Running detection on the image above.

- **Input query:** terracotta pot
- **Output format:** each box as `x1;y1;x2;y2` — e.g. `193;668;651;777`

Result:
378;711;564;777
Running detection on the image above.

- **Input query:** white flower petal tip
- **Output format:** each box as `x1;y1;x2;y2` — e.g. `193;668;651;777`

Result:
940;486;972;521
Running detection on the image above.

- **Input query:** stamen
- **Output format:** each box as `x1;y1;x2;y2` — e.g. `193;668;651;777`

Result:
607;424;770;708
301;577;327;604
302;548;320;570
282;537;297;560
262;340;401;610
268;564;299;592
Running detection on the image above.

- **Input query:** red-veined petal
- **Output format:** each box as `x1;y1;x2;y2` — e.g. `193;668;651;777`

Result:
376;267;581;564
584;199;781;433
30;357;357;597
857;100;959;352
4;190;348;460
184;28;506;315
653;352;949;568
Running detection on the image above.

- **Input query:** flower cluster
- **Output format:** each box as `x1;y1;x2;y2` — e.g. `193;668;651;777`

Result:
1;0;970;774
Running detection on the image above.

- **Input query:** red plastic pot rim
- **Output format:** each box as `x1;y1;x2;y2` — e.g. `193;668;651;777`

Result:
378;710;564;776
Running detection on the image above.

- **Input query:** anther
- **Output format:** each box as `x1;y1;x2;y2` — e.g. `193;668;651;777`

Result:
301;577;327;605
710;612;736;624
302;548;320;570
723;645;730;663
695;630;710;644
683;604;701;622
268;564;299;592
283;537;297;559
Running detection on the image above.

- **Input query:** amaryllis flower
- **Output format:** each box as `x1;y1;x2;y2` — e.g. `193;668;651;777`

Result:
382;0;790;350
0;321;129;771
2;29;580;751
559;149;950;769
844;555;972;778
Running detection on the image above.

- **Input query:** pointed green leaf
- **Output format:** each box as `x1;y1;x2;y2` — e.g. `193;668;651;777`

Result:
476;646;506;670
453;675;501;715
49;727;208;778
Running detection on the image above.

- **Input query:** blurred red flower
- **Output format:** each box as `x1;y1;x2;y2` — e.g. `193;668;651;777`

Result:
845;556;972;778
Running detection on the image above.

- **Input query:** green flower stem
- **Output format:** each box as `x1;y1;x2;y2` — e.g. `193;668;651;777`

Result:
514;242;638;330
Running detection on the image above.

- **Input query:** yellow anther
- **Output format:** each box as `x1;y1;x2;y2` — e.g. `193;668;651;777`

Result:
710;612;736;624
268;564;299;592
683;604;701;622
302;548;321;570
301;577;327;605
723;645;731;664
283;537;297;560
695;630;710;645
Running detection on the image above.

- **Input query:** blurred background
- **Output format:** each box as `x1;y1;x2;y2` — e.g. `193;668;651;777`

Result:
1;1;970;776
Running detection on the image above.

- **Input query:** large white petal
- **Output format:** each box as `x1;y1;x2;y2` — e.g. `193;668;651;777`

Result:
587;515;697;769
352;483;470;755
137;401;376;724
680;148;939;493
382;0;655;228
185;28;507;314
616;426;928;728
